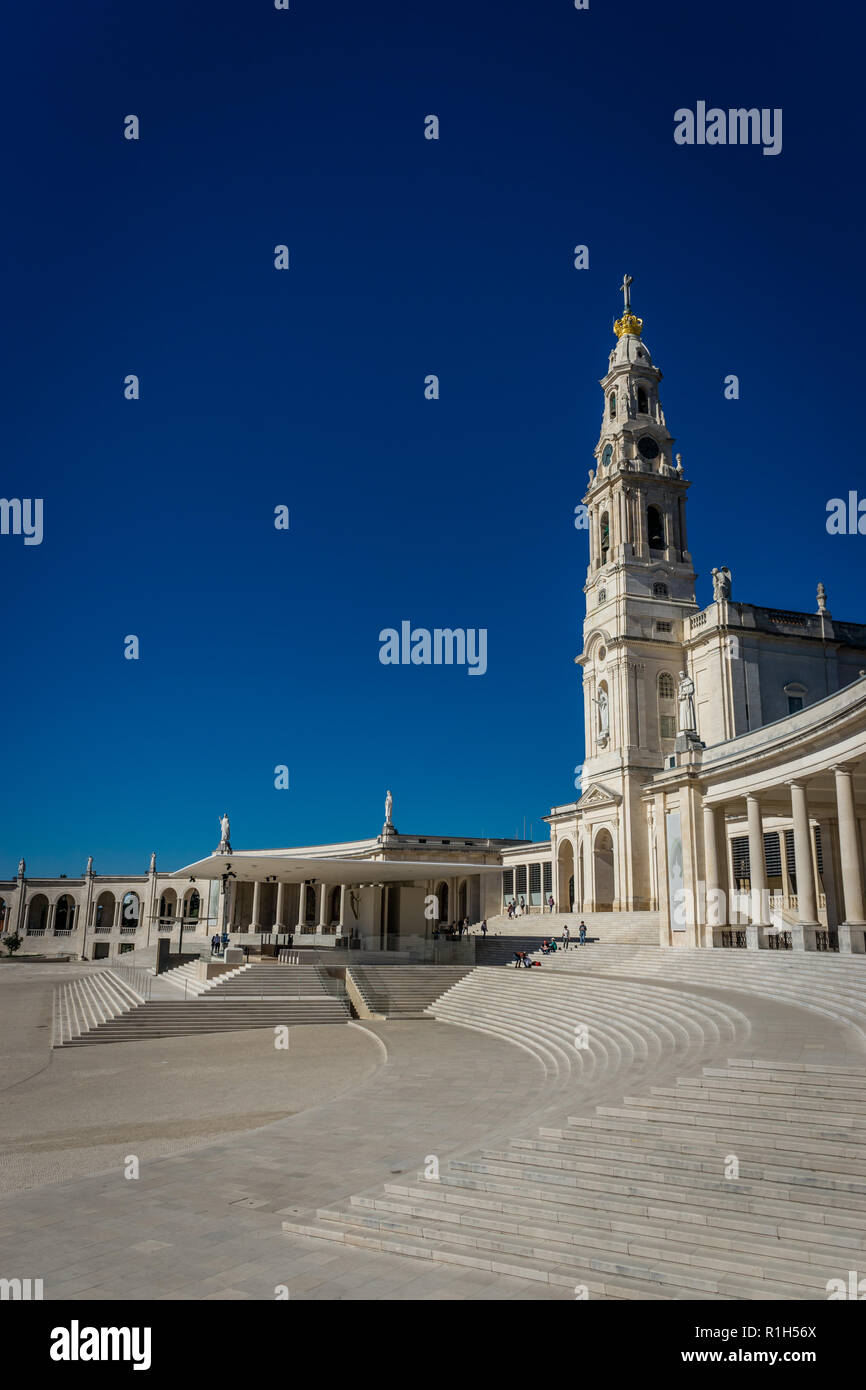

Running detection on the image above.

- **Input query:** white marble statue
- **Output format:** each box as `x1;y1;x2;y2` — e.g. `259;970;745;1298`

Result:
218;813;231;851
149;851;156;872
597;688;609;739
17;858;25;877
678;671;697;733
711;566;732;601
385;789;393;825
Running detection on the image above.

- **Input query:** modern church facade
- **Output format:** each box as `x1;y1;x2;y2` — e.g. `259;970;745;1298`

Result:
4;282;866;957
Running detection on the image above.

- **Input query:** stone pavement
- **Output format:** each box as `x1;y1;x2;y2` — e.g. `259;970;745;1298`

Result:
1;959;863;1300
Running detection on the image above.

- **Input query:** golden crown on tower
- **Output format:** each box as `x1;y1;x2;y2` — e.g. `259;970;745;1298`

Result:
614;312;643;339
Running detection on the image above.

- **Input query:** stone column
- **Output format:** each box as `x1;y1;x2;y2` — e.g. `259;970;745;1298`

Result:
275;881;286;931
338;883;347;935
785;781;818;951
790;782;818;924
295;881;305;932
250;880;261;932
745;794;768;944
318;883;329;932
834;765;866;953
702;801;727;945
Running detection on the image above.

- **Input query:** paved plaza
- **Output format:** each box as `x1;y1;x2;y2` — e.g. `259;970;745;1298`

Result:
2;952;865;1301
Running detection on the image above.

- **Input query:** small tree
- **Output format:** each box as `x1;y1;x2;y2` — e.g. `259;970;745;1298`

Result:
2;932;22;957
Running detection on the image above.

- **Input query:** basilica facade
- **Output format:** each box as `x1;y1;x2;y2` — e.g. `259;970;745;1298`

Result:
4;284;866;957
533;286;866;950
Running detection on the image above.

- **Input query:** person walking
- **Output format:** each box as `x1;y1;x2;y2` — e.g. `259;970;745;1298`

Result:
481;919;487;937
578;920;587;945
562;923;570;950
548;895;555;913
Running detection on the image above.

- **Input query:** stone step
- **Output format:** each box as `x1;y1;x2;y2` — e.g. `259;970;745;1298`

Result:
450;1150;866;1209
289;1207;814;1299
339;1190;856;1284
384;1178;865;1251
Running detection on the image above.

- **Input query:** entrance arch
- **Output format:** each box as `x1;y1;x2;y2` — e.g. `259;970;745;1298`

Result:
27;894;49;933
592;827;615;911
435;881;449;923
557;840;575;912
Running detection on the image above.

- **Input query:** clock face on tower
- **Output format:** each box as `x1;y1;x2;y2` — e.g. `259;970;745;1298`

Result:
638;435;660;461
601;444;613;467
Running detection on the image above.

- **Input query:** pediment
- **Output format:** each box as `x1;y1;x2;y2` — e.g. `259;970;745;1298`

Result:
576;781;622;810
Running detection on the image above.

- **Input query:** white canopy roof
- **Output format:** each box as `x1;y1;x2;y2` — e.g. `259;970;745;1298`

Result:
171;852;501;884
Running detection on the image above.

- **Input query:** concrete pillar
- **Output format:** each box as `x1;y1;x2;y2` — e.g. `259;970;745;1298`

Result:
250;880;261;931
790;782;818;924
296;881;306;931
702;801;727;943
275;881;286;930
318;883;329;931
746;793;768;941
338;883;347;933
834;766;866;953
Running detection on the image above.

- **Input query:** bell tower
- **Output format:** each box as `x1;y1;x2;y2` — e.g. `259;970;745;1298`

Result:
577;276;699;795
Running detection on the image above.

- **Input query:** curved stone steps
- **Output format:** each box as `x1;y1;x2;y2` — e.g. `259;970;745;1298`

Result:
535;946;866;1039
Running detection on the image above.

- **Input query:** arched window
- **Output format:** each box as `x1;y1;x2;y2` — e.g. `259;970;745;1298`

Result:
329;886;341;922
27;895;49;933
652;581;669;597
600;511;610;561
637;386;648;413
658;671;676;741
121;892;140;930
647;505;664;549
608;392;616;419
54;894;75;933
186;890;200;920
95;891;114;930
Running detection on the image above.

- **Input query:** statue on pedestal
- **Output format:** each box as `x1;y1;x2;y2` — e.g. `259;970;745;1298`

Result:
385;789;393;826
677;671;697;733
17;858;25;878
711;566;732;601
218;813;232;854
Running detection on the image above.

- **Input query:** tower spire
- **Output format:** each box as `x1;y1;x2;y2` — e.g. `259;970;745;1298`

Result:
614;273;643;339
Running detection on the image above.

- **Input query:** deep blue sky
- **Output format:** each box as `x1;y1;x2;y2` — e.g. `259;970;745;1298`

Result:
2;0;862;876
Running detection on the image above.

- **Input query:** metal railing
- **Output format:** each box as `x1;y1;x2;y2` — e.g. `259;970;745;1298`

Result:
106;961;152;999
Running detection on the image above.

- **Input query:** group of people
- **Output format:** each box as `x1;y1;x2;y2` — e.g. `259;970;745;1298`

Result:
506;895;559;919
513;919;589;967
432;918;477;941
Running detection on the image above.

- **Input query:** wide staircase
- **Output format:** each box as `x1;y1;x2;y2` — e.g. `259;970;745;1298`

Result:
56;964;350;1045
283;962;866;1298
285;1057;866;1299
520;945;866;1041
53;969;145;1046
347;966;472;1019
157;960;248;997
482;911;659;951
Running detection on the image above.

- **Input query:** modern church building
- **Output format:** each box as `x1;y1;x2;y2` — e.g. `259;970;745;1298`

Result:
5;282;866;958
